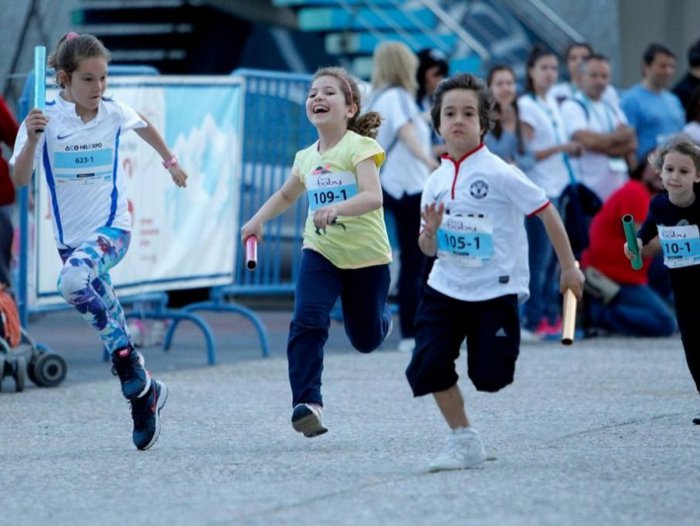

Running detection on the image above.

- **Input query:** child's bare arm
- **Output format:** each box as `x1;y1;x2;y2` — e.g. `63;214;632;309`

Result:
641;237;661;258
536;203;585;299
134;113;187;187
240;174;306;243
624;236;660;260
12;109;48;187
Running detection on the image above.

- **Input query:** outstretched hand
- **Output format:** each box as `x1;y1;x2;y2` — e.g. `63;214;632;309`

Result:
168;165;188;188
421;202;445;235
241;220;264;245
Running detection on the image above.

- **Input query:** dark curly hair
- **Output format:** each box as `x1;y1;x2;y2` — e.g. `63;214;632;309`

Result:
430;73;493;140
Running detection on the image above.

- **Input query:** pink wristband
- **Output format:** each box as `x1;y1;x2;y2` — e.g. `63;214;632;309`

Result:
162;156;178;169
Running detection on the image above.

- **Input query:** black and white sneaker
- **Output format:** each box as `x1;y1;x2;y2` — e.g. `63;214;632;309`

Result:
291;403;327;437
112;346;151;400
130;380;168;450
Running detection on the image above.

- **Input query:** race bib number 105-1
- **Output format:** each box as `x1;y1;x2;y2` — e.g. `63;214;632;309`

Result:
437;215;493;267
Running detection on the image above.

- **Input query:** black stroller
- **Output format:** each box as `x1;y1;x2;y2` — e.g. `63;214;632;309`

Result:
0;287;67;392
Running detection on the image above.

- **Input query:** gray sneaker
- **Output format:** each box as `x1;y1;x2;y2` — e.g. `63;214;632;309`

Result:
429;427;487;472
291;403;328;437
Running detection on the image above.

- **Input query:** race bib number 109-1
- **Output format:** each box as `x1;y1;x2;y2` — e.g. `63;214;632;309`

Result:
306;171;358;211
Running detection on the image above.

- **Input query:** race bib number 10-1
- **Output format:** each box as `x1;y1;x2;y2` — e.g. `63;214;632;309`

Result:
659;224;700;268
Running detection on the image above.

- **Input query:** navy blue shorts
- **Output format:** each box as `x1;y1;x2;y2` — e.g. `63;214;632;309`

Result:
406;286;520;396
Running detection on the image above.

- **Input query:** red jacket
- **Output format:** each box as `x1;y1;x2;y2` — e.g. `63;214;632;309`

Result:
582;180;652;285
0;96;19;206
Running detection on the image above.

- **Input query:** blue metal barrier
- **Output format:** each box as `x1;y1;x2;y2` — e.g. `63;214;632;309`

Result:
162;69;318;356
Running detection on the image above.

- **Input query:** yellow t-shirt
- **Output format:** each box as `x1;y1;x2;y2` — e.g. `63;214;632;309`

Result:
292;130;392;269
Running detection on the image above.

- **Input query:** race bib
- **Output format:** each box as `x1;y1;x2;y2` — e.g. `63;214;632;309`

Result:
306;171;357;211
659;224;700;268
52;148;114;184
437;214;493;267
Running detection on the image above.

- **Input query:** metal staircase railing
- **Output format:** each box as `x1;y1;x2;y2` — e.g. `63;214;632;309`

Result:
333;0;489;60
334;0;421;50
416;0;489;61
499;0;583;53
307;0;489;78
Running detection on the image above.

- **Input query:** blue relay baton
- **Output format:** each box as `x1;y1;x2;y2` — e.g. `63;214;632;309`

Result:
34;45;46;133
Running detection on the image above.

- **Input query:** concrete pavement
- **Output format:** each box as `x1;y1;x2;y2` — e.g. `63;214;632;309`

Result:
0;307;698;525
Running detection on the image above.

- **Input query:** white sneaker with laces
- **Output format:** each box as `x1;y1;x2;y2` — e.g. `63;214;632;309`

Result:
291;403;328;437
397;338;415;353
429;427;487;472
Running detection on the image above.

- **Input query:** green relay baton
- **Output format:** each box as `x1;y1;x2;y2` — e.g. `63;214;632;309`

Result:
622;214;643;270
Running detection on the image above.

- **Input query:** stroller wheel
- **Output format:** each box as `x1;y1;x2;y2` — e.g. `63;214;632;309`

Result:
27;357;38;385
12;355;26;392
33;352;68;387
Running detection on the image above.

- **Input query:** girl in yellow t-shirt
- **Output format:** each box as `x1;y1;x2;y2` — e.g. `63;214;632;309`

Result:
241;67;393;438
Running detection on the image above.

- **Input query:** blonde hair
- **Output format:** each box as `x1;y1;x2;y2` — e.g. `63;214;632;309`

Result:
370;42;418;93
649;134;700;172
312;67;382;138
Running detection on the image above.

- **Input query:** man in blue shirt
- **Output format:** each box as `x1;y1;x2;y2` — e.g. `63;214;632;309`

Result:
621;43;685;166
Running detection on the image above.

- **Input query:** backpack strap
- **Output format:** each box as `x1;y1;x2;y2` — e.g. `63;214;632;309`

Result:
571;98;590;121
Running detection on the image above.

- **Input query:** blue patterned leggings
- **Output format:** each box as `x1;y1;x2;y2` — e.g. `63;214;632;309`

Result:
57;227;131;353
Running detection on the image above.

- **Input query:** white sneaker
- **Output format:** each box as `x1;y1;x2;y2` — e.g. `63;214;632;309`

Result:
429;427;487;472
291;403;328;437
397;338;415;353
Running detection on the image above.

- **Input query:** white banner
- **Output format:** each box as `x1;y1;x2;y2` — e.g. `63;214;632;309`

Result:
32;76;242;306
